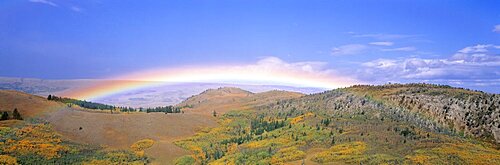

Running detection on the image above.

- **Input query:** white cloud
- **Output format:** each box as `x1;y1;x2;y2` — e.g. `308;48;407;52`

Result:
256;57;329;73
362;59;397;69
29;0;57;7
457;44;492;54
358;44;500;83
331;44;367;56
493;24;500;33
70;6;82;12
381;46;416;52
352;33;416;40
369;41;394;46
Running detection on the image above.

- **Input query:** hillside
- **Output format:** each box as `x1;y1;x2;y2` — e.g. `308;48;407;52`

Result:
177;87;304;115
45;108;217;164
174;84;500;164
346;84;500;143
0;90;218;164
259;84;500;144
0;90;153;164
0;90;64;119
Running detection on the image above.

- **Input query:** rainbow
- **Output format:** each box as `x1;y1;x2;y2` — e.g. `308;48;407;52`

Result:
63;63;361;100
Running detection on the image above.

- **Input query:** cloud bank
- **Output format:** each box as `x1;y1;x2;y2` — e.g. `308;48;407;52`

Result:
358;44;500;92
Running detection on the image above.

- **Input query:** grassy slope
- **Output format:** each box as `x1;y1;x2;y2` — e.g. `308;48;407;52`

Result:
45;109;217;164
177;87;304;116
0;90;149;164
173;85;500;165
0;90;216;164
0;90;63;119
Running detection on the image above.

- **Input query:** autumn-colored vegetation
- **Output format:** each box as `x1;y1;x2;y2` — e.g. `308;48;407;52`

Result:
173;84;500;164
311;141;367;163
0;155;18;165
130;139;155;157
2;84;499;164
0;123;149;164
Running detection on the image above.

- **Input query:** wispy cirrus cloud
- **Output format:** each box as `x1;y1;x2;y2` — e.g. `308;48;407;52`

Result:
369;41;394;46
70;6;83;12
381;46;416;52
331;44;367;56
29;0;84;12
29;0;57;7
352;33;417;40
493;24;500;33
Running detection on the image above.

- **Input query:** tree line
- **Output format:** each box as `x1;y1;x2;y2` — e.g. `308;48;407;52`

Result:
47;94;182;114
48;95;116;110
145;106;181;113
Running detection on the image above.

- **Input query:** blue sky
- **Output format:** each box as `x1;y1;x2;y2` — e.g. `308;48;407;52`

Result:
0;0;499;92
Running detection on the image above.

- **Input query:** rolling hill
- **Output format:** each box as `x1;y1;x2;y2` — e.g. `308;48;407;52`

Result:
0;90;63;118
177;87;304;115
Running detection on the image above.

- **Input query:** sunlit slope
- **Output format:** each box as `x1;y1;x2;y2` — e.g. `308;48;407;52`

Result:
177;87;304;115
0;90;63;118
45;109;217;164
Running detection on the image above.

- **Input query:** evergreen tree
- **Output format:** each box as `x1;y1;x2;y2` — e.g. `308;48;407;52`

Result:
12;108;22;120
47;95;52;100
213;110;217;117
0;112;8;120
